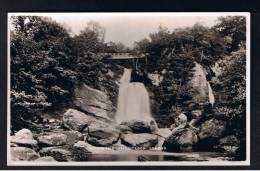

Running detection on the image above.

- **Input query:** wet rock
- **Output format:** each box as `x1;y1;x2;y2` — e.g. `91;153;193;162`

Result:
121;133;158;149
11;147;39;161
87;122;120;146
37;133;67;147
39;147;71;161
74;84;114;120
34;156;56;162
62;109;97;132
199;118;226;140
120;120;152;133
163;128;198;152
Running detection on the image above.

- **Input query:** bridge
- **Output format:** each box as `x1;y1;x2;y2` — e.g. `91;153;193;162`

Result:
98;53;145;60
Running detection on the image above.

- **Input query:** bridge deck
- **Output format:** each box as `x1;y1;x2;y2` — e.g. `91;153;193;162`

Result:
99;53;145;59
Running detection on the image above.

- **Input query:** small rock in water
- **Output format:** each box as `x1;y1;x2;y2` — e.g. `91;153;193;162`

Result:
11;147;39;161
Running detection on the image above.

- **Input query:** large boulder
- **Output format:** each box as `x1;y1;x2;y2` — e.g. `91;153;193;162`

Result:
121;133;158;149
120;120;153;133
39;147;71;162
37;133;67;147
11;129;38;149
11;147;39;161
87;122;120;146
163;128;198;152
199;118;226;140
195;118;227;151
62;109;97;132
74;84;114;120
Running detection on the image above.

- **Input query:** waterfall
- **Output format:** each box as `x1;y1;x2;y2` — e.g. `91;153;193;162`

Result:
207;82;215;107
116;68;154;123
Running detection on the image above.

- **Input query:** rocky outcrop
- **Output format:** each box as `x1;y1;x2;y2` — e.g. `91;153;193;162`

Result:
74;84;114;120
87;122;120;146
11;147;39;161
121;133;158;149
39;147;71;161
62;109;97;131
37;133;67;147
163;128;198;152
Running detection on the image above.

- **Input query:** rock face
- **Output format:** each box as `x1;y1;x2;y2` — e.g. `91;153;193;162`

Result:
120;120;153;133
189;62;209;103
163;128;198;152
62;109;97;131
37;133;67;146
11;147;39;161
39;147;71;161
87;122;120;146
121;133;158;149
11;129;38;149
199;118;226;140
74;84;114;120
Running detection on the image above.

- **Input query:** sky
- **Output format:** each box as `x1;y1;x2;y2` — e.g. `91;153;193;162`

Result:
10;13;245;47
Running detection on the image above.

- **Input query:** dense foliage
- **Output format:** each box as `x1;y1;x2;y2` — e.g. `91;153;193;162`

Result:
11;16;78;131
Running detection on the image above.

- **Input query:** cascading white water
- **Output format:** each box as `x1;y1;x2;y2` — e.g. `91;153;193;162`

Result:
116;68;153;123
207;82;215;107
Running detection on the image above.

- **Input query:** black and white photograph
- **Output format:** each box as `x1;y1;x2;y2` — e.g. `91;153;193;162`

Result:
7;13;250;166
